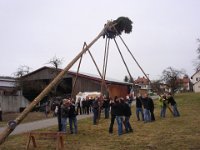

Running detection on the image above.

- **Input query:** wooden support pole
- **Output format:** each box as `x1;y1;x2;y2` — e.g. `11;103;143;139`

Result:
0;22;112;145
86;43;109;93
113;38;134;82
118;35;150;82
71;44;86;98
101;38;110;94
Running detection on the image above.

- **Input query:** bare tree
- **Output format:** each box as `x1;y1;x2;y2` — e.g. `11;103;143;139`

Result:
13;65;31;90
14;65;30;77
47;56;63;69
161;67;185;94
47;56;64;97
193;39;200;71
151;80;164;94
195;39;200;71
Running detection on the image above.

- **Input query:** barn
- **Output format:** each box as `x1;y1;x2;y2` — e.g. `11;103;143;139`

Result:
21;66;133;101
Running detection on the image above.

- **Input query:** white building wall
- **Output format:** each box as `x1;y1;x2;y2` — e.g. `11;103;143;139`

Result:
0;95;30;112
193;82;200;93
191;71;200;83
192;71;200;92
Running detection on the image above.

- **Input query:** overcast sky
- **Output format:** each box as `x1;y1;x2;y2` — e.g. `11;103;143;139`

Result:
0;0;200;81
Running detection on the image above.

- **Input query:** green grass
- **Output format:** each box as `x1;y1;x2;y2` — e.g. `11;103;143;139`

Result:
1;92;200;150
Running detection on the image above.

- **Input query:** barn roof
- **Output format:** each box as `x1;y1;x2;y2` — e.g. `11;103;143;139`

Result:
0;76;16;88
22;66;132;86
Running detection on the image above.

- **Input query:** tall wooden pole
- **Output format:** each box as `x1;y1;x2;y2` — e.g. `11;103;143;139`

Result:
0;22;111;145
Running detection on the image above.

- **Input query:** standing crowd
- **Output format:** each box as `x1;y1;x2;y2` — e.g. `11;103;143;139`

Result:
53;92;180;136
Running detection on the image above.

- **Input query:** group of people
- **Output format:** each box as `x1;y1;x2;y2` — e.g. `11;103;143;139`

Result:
108;96;133;136
54;98;78;134
54;96;109;133
76;97;94;115
135;92;180;123
158;92;180;117
53;92;180;136
108;92;180;136
135;93;155;122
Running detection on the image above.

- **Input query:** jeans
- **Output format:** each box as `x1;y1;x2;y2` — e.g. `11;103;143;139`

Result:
116;116;123;135
172;104;180;117
124;116;133;132
104;107;110;119
92;108;99;125
144;109;151;122
136;107;144;121
57;114;62;132
69;117;77;134
160;106;166;117
61;117;68;132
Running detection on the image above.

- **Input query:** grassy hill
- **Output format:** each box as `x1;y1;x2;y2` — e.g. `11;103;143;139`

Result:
1;92;200;149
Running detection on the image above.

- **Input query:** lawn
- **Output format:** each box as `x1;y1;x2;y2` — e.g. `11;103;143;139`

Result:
0;92;200;150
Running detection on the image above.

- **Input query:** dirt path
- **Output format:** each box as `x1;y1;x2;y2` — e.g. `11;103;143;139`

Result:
0;114;92;135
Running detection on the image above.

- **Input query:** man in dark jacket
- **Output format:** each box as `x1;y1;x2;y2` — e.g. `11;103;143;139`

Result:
92;97;99;125
167;93;180;117
103;96;110;119
141;94;151;123
69;100;78;134
109;97;117;133
82;99;86;114
148;96;155;121
115;98;124;136
61;99;70;132
123;98;133;133
76;97;82;115
136;93;144;121
56;100;62;131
